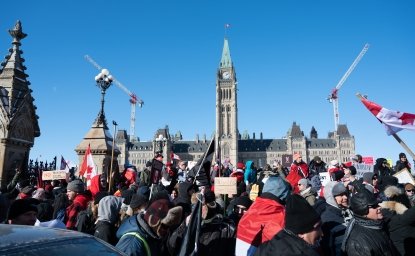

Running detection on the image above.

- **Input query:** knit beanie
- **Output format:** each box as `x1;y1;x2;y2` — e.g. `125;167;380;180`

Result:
298;178;309;187
8;198;39;220
144;199;182;233
399;152;406;158
332;183;347;197
285;194;320;234
67;179;85;193
130;194;148;209
262;176;291;201
310;175;322;191
362;172;375;183
350;188;378;216
233;195;252;209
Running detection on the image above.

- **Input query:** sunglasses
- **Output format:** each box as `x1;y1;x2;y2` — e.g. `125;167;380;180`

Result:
406;190;415;193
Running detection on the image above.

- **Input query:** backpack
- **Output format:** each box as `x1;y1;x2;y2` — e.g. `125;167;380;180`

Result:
249;184;260;201
75;209;95;235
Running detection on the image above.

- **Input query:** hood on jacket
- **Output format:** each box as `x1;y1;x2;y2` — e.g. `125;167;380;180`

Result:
97;195;124;224
323;181;338;207
262;176;291;201
379;201;408;215
384;185;402;199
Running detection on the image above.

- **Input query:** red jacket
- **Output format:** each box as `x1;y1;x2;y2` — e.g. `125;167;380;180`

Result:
65;193;91;229
286;162;309;193
236;195;285;247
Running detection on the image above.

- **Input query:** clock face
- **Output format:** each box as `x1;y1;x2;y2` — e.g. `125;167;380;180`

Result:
222;71;230;79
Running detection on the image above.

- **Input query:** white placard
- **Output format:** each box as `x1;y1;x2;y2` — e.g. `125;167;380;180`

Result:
319;172;331;187
354;163;374;179
393;168;415;185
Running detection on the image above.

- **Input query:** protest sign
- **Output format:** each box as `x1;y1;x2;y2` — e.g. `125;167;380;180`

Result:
214;177;237;195
42;170;67;180
393;168;415;185
354;163;373;179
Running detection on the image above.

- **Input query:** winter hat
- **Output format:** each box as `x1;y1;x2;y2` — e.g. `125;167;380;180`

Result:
161;206;183;227
313;156;322;162
293;153;302;161
332;183;347;197
399;152;406;159
204;190;217;209
362;172;375;183
285;194;320;234
310;175;322;191
144;199;170;227
233;196;252;209
263;176;291;201
331;170;345;181
8;198;38;220
347;166;357;176
298;178;309;187
237;162;245;170
330;159;339;166
130;194;148;209
350;188;378;216
67;179;85;193
405;183;415;191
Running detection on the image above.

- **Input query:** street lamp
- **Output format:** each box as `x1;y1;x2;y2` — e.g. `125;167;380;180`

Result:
94;69;113;126
155;134;167;156
109;120;117;193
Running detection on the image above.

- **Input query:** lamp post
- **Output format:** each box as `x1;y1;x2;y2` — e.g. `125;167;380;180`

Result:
155;134;167;156
94;69;113;126
109;120;117;193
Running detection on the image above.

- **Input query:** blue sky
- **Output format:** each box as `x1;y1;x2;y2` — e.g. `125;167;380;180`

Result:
1;0;414;166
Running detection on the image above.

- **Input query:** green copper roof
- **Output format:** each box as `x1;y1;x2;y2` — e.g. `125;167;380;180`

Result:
220;38;232;68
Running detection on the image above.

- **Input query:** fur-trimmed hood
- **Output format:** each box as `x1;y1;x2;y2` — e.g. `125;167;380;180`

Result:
379;201;408;215
384;185;403;199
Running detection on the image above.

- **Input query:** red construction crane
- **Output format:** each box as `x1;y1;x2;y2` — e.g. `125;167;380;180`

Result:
85;55;144;140
327;43;369;131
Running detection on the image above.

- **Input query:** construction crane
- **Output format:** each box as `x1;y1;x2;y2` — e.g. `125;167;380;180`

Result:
85;55;144;141
328;43;369;131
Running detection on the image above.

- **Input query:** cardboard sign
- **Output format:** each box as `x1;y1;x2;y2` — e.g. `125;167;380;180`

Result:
319;172;331;187
214;177;237;195
42;170;67;181
393;168;415;185
354;163;374;179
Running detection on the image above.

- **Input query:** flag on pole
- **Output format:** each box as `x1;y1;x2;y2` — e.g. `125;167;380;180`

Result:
178;195;202;256
60;156;70;172
360;96;415;135
79;144;97;188
188;138;215;186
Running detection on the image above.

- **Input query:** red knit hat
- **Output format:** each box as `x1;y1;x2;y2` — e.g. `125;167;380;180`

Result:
237;162;245;169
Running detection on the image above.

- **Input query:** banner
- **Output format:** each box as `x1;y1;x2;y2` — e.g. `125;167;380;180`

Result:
354;163;374;179
42;170;67;181
214;177;237;195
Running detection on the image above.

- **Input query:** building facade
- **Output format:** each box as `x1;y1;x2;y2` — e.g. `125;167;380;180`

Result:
116;38;355;170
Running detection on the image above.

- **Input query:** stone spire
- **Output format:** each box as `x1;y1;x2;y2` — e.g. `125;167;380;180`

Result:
0;21;40;189
220;38;232;68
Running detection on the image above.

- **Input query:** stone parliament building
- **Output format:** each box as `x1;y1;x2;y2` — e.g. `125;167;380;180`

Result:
115;38;356;171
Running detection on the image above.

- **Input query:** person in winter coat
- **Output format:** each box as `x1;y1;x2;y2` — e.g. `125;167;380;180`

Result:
374;158;393;178
244;161;257;187
94;195;124;245
320;182;352;256
298;178;317;206
308;156;327;177
236;176;291;256
286;154;309;193
255;194;322;256
380;185;415;255
342;188;399;256
404;183;415;207
65;179;91;230
116;199;182;256
395;153;411;175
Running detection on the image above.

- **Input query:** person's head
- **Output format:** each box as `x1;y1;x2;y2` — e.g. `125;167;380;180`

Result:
8;199;38;225
144;199;182;238
155;152;163;161
100;174;108;188
399;152;407;162
285;194;322;246
293;153;302;163
263;176;291;203
405;183;415;197
332;183;349;208
171;188;178;200
232;196;252;218
363;172;377;186
313;156;322;164
178;161;187;170
350;189;382;220
66;179;85;201
344;166;357;176
297;178;309;192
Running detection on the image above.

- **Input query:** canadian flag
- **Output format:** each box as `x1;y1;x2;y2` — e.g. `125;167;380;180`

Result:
361;97;415;135
79;144;97;188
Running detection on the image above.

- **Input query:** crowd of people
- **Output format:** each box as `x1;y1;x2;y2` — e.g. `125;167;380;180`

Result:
0;151;414;256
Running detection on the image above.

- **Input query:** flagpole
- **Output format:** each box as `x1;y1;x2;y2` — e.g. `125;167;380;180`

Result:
356;93;415;160
109;120;118;193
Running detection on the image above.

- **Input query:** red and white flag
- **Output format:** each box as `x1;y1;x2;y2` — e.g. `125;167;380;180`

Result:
79;144;97;188
360;97;415;135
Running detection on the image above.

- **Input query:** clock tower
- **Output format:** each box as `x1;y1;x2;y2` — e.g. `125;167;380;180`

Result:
215;38;238;165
